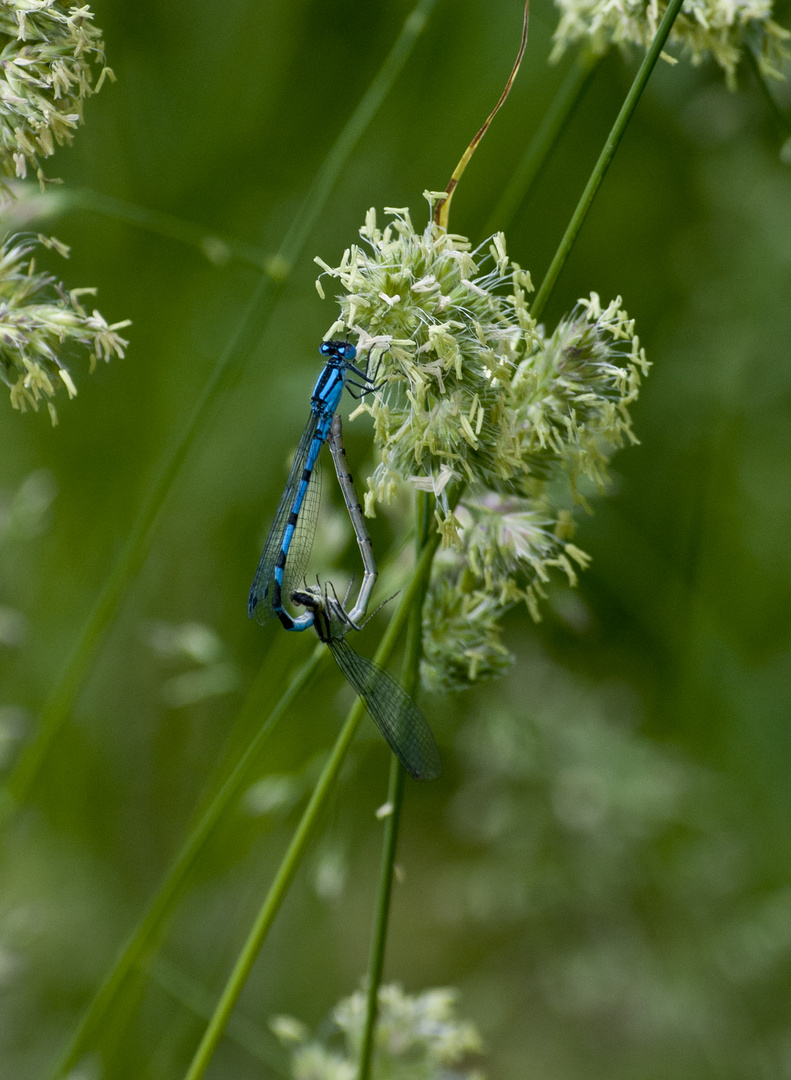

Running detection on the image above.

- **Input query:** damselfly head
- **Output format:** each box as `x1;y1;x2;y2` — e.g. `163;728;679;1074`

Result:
291;584;323;612
320;339;356;362
291;582;352;636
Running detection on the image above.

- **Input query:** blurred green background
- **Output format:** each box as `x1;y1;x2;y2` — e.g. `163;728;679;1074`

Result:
2;0;791;1077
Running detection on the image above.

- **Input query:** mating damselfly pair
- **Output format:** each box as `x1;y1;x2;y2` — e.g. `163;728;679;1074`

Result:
248;339;441;781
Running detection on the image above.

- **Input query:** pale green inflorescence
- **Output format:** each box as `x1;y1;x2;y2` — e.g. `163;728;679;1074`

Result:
0;0;113;186
0;234;130;422
551;0;791;86
270;983;485;1080
316;198;648;691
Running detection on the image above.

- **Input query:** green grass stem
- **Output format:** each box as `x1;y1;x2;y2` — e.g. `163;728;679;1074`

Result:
357;757;405;1080
357;493;433;1080
66;187;273;270
148;956;288;1075
5;267;282;809
481;49;600;237
531;0;685;322
181;529;443;1080
50;645;327;1079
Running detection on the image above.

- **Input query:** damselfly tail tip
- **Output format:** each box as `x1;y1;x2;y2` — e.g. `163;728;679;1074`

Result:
247;588;265;621
414;754;442;782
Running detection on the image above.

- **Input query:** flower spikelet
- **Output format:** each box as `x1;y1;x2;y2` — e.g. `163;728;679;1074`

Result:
421;554;513;692
0;1;113;186
0;234;130;421
422;498;593;689
511;294;649;499
550;0;791;86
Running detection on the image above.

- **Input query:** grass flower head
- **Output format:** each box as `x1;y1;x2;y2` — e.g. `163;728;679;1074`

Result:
0;234;130;422
317;198;648;689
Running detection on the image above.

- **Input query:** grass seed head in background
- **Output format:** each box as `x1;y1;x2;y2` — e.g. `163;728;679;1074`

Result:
271;983;485;1080
317;198;648;690
0;0;113;186
0;7;129;423
550;0;791;85
0;234;130;423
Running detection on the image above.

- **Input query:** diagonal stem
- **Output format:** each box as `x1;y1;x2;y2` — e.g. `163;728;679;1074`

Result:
4;0;440;810
481;48;600;237
51;482;446;1079
147;955;288;1075
5;268;281;809
49;645;328;1079
357;492;433;1080
181;529;442;1080
66;187;274;270
531;0;685;322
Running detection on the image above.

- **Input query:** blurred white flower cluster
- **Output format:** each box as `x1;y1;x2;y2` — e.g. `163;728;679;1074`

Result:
434;652;791;1075
271;983;485;1080
145;620;239;709
551;0;791;85
317;199;648;689
0;235;129;422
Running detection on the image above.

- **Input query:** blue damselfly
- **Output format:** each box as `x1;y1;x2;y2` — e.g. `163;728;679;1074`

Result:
248;340;379;631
